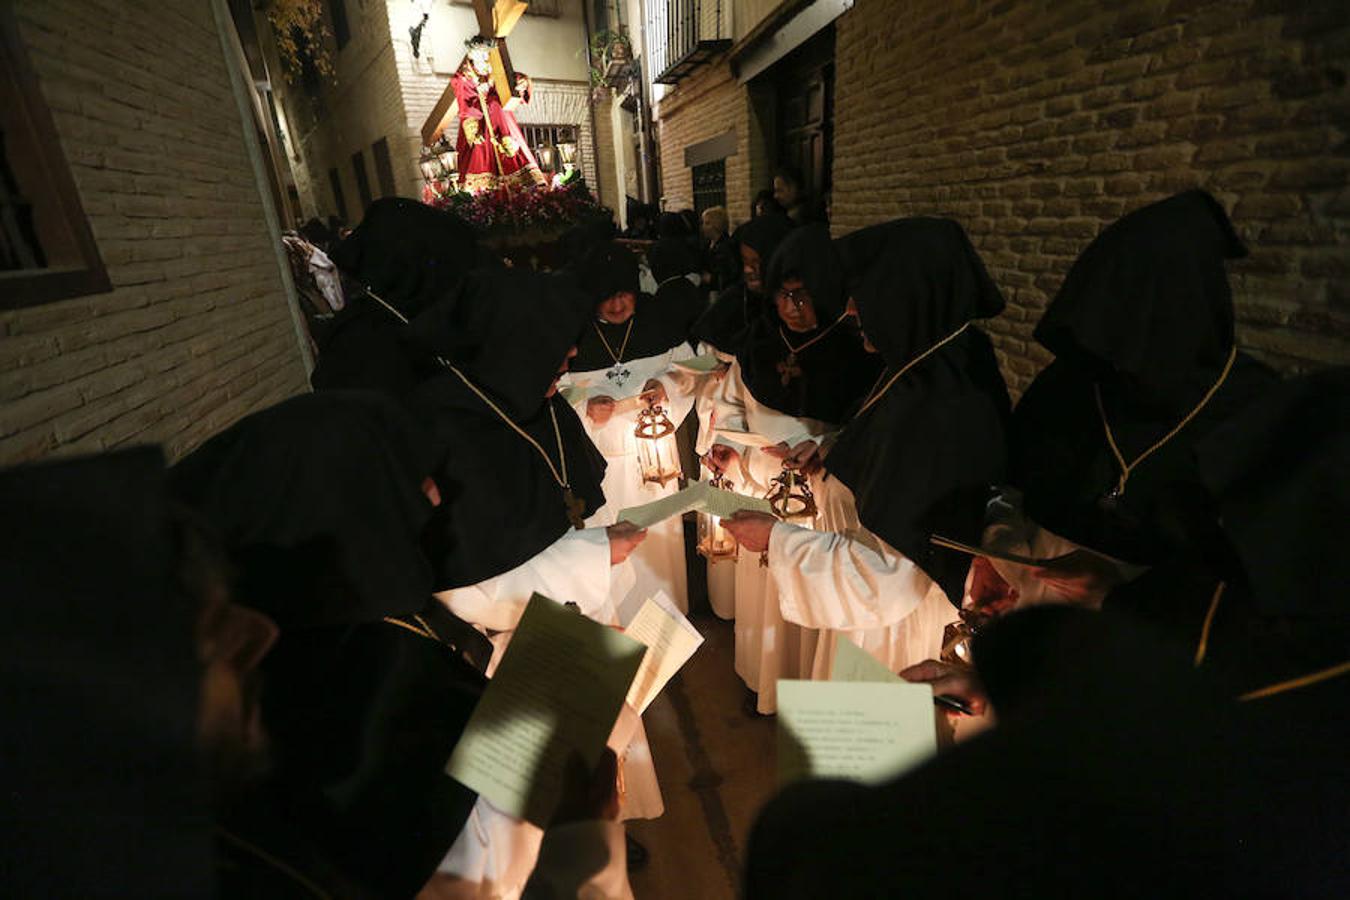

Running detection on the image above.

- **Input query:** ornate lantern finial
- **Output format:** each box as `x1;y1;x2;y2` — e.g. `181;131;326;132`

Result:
766;464;817;525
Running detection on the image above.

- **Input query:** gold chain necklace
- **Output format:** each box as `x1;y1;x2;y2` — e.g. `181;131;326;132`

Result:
596;317;635;387
364;287;410;324
363;288;586;527
855;322;972;416
1094;345;1238;500
382;614;443;643
447;364;587;529
595;317;635;364
776;312;849;385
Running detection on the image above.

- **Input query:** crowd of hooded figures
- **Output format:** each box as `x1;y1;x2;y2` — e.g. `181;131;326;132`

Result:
3;187;1346;899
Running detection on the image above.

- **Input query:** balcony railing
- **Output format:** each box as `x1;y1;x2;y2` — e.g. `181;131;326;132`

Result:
647;0;731;85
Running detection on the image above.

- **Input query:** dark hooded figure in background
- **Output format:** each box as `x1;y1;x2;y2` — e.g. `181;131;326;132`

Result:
692;212;794;360
730;223;883;425
311;197;484;398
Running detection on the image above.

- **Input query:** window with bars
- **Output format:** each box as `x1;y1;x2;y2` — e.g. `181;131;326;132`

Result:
692;159;725;219
521;124;580;177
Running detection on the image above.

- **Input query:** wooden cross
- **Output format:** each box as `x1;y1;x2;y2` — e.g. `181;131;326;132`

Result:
563;487;587;529
421;0;531;146
777;353;802;386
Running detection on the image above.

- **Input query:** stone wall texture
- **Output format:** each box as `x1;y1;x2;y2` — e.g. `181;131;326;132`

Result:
1;0;310;465
833;0;1350;393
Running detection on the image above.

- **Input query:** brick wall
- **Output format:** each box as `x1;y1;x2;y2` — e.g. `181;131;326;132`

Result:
1;0;310;465
654;60;768;226
833;0;1350;394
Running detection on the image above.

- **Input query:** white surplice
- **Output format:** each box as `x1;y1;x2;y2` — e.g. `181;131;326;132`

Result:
711;359;835;713
432;527;652;900
767;475;956;679
561;345;696;620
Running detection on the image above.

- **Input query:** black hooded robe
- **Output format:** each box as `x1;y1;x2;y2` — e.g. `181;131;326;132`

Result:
710;224;882;714
169;391;489;899
1004;190;1279;605
691;213;793;358
403;266;643;896
558;242;700;618
310;197;482;398
765;218;1011;680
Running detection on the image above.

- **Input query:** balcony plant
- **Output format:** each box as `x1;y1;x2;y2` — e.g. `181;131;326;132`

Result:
587;29;636;99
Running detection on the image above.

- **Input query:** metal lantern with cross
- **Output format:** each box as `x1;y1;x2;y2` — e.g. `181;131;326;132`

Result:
766;464;817;526
696;472;739;562
634;404;681;487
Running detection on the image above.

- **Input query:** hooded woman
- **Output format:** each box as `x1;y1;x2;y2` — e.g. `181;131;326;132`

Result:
692;213;793;361
723;218;1011;680
987;190;1279;609
689;212;794;621
705;224;883;713
560;241;701;618
169;391;490;898
405;266;648;898
312;197;482;398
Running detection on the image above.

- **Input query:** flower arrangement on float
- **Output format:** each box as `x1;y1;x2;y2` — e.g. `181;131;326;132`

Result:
423;178;605;234
421;179;612;269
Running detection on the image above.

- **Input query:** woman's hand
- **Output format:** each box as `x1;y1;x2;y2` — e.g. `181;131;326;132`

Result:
899;659;989;718
606;522;647;565
640;379;667;406
703;443;741;476
723;511;777;553
760;441;791;461
587;396;616;427
783;440;820;472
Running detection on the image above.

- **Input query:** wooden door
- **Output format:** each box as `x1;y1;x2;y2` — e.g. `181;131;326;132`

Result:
774;27;834;199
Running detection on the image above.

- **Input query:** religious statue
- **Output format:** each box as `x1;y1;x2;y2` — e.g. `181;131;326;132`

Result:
451;36;548;193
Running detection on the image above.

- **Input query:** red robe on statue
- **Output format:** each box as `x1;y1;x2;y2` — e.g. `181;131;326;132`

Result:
453;67;548;193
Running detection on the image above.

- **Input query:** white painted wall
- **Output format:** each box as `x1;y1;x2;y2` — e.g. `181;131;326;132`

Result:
413;0;591;83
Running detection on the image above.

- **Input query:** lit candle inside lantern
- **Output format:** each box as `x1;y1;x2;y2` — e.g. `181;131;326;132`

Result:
697;473;739;562
634;404;681;487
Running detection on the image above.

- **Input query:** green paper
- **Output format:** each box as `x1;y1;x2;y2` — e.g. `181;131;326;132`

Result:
445;594;646;827
671;353;722;373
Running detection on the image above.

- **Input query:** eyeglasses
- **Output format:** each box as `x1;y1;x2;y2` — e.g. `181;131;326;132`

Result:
777;286;809;309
